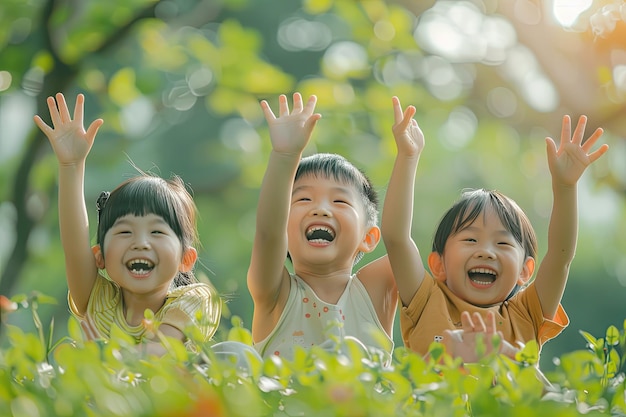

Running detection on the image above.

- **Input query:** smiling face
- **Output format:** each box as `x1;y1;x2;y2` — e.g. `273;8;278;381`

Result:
99;214;193;300
287;174;377;273
429;205;535;307
96;174;200;288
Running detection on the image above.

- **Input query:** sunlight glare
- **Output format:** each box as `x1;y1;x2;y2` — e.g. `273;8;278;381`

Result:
552;0;592;27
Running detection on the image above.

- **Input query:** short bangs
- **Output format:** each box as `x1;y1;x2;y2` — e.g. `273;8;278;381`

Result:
432;189;537;259
96;175;197;250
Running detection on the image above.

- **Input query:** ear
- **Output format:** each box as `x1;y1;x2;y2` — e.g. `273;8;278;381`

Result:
180;247;198;272
91;245;105;269
518;256;535;285
427;251;447;282
358;225;380;253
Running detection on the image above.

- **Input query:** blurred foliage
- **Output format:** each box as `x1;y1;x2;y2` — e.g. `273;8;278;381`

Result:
1;0;625;375
2;293;626;416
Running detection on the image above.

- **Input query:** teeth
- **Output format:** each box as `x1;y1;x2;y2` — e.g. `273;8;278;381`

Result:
126;259;154;275
468;268;495;275
468;267;496;285
306;225;335;242
306;226;335;238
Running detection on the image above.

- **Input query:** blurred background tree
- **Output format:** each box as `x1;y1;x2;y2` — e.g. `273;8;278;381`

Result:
1;0;624;371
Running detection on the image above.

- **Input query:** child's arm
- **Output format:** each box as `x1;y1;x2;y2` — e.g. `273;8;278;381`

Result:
34;93;103;314
247;93;320;335
534;115;608;319
381;97;426;307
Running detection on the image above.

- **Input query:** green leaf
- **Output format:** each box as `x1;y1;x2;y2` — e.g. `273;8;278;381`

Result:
226;315;254;345
427;341;445;363
67;316;84;343
164;336;189;362
515;340;539;365
11;293;28;307
579;330;598;347
109;323;135;347
29;292;57;306
227;325;253;345
606;325;620;346
606;348;620;378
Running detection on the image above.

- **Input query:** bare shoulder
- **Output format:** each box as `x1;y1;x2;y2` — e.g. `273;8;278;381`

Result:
250;267;292;310
355;255;398;335
356;255;396;300
357;255;395;289
250;267;293;342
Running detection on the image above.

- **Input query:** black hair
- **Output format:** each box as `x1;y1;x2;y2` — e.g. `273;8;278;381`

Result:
96;173;199;287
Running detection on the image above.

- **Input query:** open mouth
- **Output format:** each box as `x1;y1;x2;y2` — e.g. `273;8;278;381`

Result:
305;225;335;243
126;259;154;275
468;267;496;286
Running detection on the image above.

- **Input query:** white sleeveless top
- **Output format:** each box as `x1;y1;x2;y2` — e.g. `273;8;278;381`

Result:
254;273;393;360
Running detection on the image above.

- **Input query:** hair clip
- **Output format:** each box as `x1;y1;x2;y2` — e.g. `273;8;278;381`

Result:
96;191;110;219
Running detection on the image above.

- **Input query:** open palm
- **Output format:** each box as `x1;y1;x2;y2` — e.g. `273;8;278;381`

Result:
260;92;321;155
546;115;608;186
33;93;103;166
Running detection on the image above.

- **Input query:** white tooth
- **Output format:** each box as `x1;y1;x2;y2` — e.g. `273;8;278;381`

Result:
470;268;495;275
307;225;335;237
127;259;154;268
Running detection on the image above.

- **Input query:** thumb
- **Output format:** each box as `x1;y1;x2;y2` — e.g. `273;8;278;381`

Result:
33;115;53;137
545;137;558;166
303;113;321;138
85;118;104;142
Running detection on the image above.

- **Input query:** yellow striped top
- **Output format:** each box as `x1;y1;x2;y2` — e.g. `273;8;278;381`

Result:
69;274;221;344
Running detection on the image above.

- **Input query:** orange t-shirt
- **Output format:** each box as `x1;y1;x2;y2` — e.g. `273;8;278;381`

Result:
400;274;569;356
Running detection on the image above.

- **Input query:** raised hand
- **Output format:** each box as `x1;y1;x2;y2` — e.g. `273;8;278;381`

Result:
260;92;321;155
33;93;103;166
546;115;609;186
391;96;424;158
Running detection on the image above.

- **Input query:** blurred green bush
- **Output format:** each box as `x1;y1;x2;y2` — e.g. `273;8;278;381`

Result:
1;292;625;417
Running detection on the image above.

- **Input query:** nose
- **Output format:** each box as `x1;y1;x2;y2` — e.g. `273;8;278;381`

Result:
474;244;495;259
310;204;332;217
131;233;151;250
